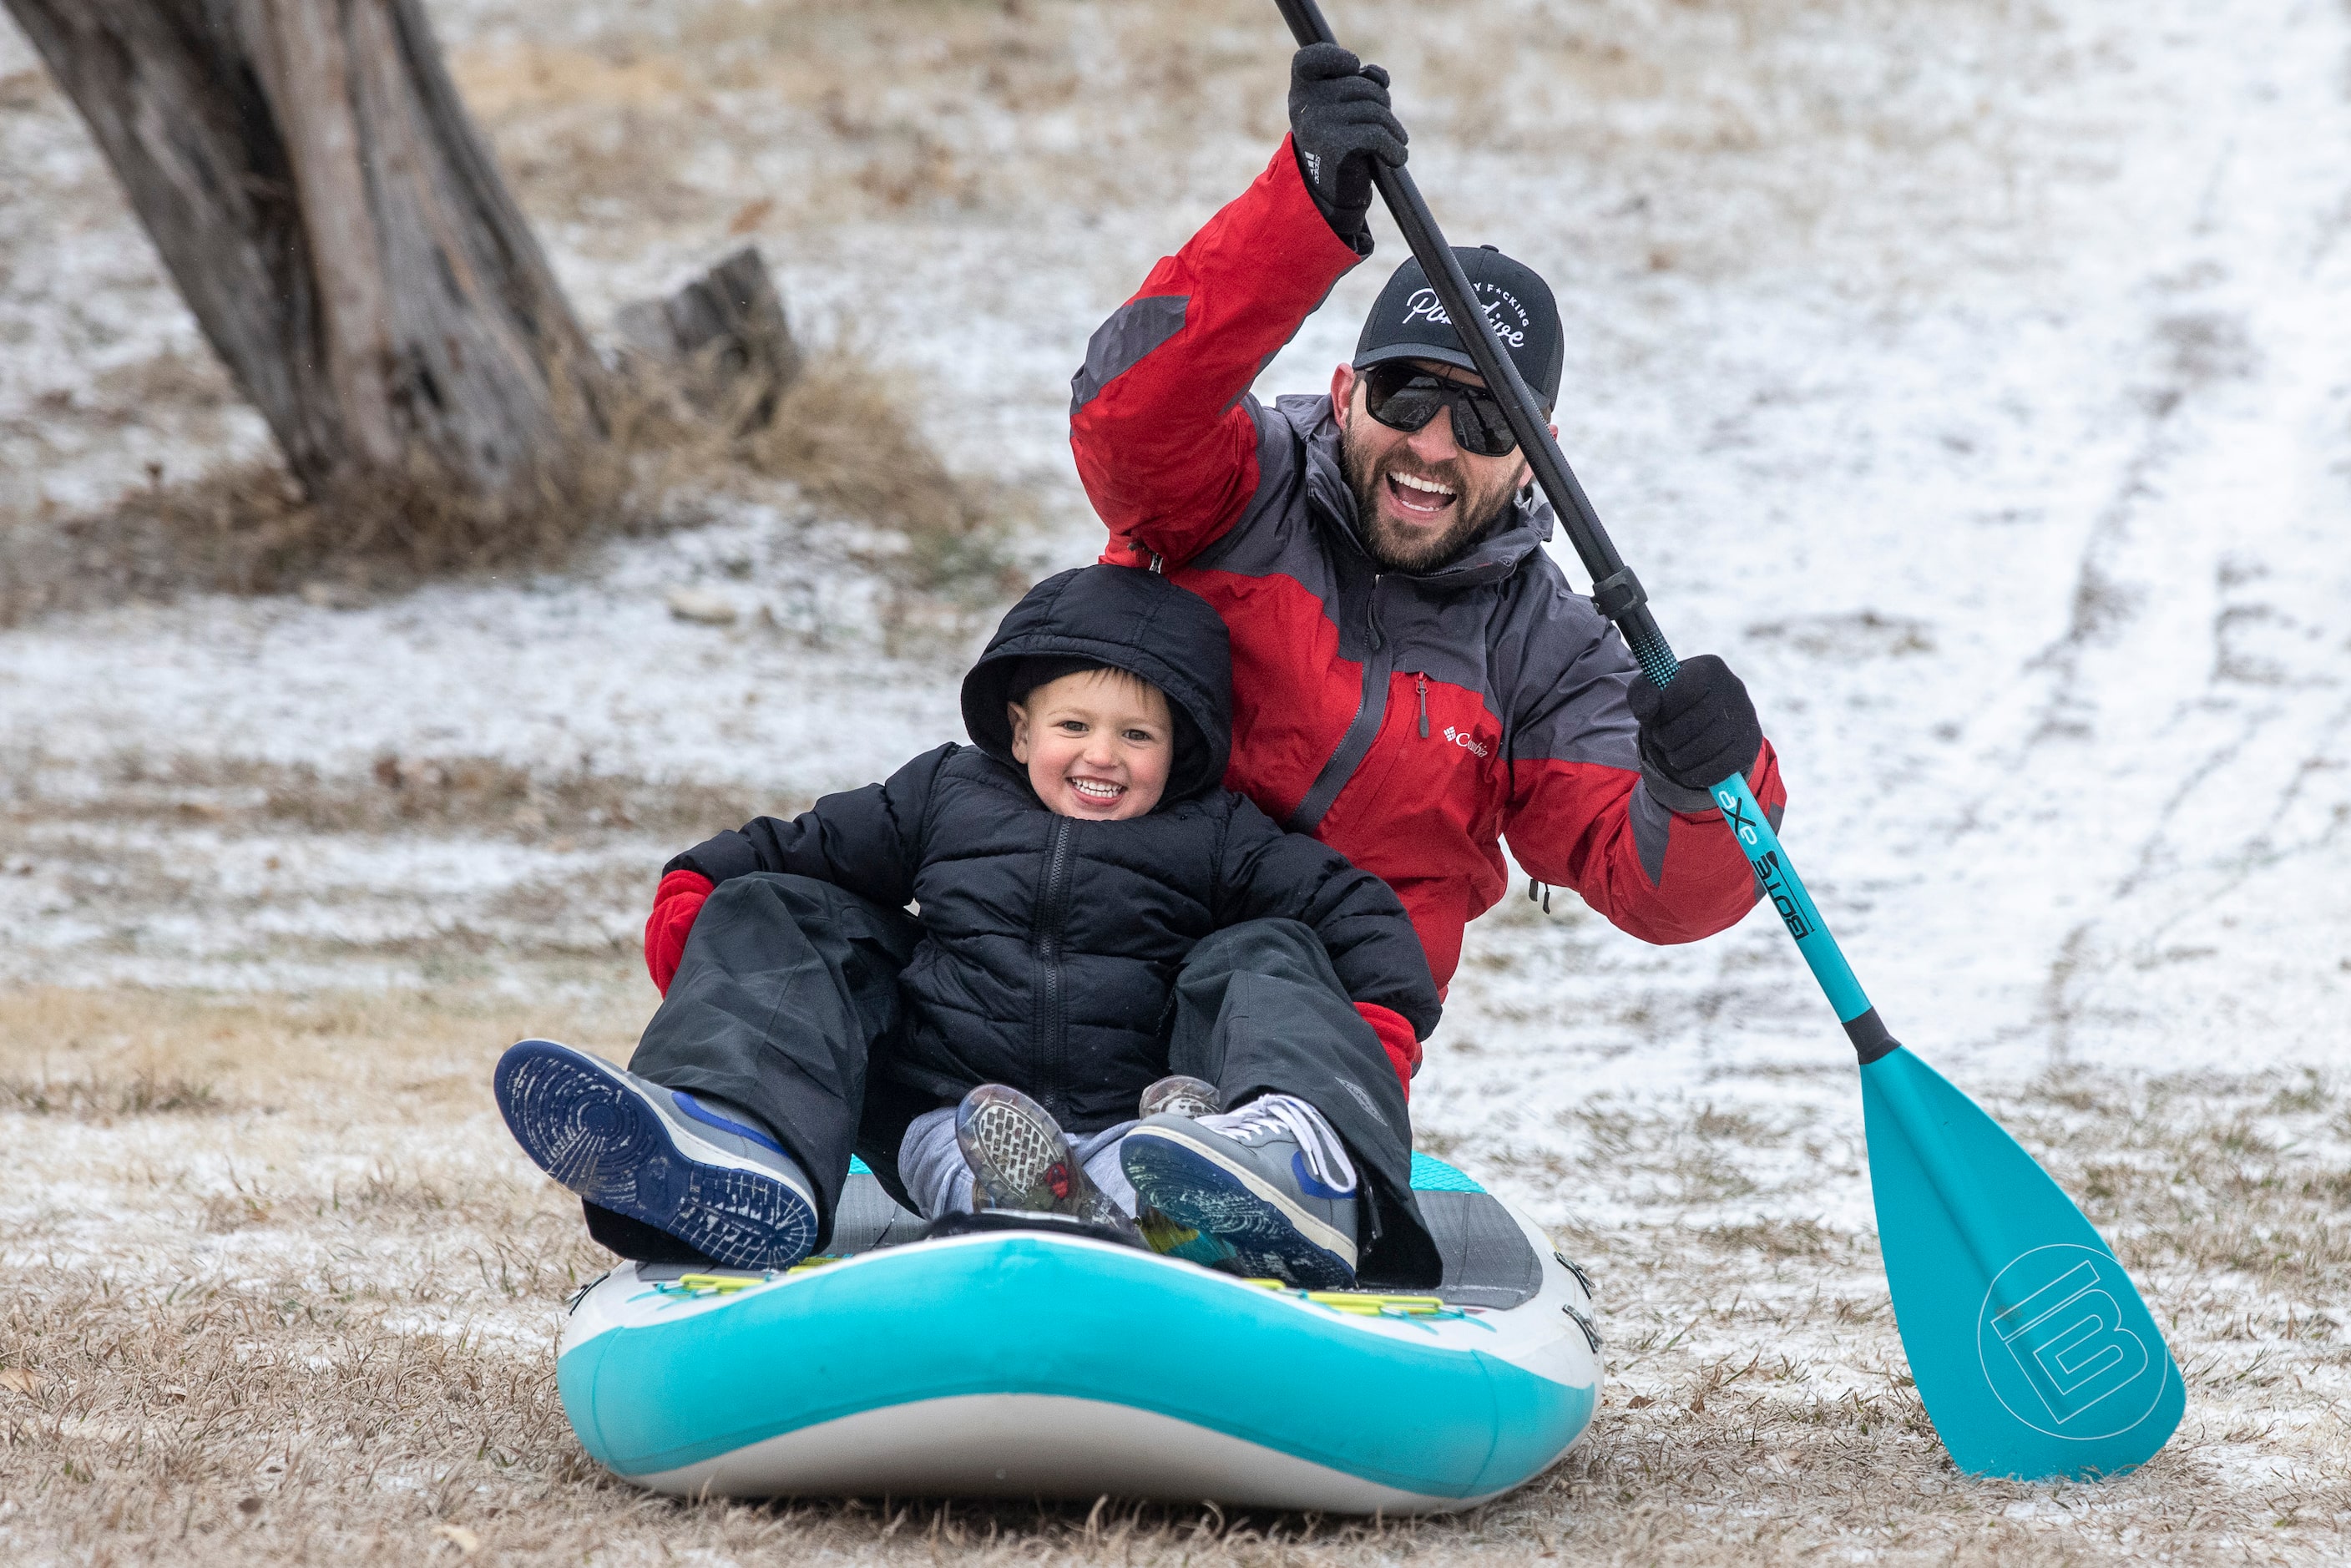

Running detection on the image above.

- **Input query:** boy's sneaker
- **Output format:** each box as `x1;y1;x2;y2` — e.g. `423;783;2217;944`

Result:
955;1084;1137;1237
1138;1075;1222;1120
1120;1093;1361;1289
1130;1075;1228;1262
493;1039;817;1272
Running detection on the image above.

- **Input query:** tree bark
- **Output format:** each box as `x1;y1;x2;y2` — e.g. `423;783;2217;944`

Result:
2;0;608;506
616;246;805;429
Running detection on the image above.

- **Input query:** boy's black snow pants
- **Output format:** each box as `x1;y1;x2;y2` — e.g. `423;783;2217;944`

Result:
592;873;1438;1286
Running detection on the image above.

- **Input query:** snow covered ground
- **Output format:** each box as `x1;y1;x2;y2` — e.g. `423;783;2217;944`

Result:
3;0;2348;1560
5;0;2343;1081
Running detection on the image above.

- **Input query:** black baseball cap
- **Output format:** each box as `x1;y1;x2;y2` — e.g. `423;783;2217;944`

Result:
1353;245;1563;407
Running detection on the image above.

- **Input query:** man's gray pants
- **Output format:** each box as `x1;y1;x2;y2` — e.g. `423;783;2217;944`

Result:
595;873;1438;1285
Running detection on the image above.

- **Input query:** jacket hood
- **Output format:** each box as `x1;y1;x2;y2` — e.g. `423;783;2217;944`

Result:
962;565;1233;806
1278;392;1554;591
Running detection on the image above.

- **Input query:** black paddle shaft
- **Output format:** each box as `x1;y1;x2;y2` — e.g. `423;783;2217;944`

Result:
1272;0;1680;693
1272;2;1919;1071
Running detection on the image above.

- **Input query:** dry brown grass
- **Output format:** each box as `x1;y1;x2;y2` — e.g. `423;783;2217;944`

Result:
3;983;2348;1565
739;345;1030;608
447;0;1289;233
0;331;1025;627
3;447;629;615
0;386;659;623
3;749;787;844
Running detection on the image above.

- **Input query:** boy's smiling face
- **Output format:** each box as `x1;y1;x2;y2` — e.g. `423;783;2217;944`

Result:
1007;668;1174;821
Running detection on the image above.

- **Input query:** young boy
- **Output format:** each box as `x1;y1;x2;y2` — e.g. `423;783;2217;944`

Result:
494;566;1441;1287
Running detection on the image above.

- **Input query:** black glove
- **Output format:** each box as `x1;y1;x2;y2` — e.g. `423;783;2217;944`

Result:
1623;654;1764;812
1288;43;1408;249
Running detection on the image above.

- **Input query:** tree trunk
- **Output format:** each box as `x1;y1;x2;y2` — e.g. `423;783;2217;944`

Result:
2;0;608;507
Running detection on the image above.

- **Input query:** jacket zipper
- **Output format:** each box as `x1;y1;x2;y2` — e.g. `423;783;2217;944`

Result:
1033;817;1075;1120
1288;571;1395;834
1416;672;1428;738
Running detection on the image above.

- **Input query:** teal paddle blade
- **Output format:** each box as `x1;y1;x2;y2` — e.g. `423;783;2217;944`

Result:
1861;1050;2183;1479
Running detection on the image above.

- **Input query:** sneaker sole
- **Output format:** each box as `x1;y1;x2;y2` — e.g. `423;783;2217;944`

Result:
1120;1125;1358;1289
1137;1204;1238;1267
493;1039;815;1271
1138;1075;1223;1120
957;1092;1079;1211
956;1090;1138;1235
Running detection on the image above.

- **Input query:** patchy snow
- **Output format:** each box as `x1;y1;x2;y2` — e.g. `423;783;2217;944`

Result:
3;0;2348;1175
0;502;969;788
5;5;2351;1558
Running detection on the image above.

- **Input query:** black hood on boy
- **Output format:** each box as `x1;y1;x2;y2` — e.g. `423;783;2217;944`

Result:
961;565;1233;805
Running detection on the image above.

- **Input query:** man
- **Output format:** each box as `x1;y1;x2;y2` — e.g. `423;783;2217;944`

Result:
1070;44;1786;1081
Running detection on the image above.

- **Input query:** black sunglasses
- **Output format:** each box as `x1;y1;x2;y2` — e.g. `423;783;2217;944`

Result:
1358;362;1522;458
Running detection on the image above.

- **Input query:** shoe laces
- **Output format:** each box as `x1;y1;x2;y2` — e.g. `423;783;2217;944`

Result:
1201;1093;1358;1194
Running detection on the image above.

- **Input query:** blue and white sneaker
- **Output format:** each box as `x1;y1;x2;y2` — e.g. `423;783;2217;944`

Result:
493;1039;817;1271
1120;1093;1360;1289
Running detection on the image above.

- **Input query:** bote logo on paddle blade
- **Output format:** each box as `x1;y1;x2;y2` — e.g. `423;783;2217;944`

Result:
1977;1245;2169;1440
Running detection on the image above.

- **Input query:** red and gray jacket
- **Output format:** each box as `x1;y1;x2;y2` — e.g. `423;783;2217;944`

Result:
1071;139;1786;990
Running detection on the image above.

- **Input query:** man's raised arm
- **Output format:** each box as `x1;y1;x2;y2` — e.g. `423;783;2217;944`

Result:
1073;48;1404;568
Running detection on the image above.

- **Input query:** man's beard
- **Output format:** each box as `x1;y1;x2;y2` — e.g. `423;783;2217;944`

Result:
1340;432;1522;573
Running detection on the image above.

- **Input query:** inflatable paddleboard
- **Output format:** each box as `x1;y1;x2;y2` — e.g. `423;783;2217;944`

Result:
556;1152;1601;1513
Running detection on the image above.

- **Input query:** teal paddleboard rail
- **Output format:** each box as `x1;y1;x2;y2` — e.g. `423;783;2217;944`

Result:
561;1235;1590;1500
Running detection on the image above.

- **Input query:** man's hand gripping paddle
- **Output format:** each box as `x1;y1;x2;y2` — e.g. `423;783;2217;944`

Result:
1272;0;2184;1480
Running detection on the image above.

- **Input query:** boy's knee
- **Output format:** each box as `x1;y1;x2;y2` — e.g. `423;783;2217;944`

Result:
698;874;921;975
705;872;832;914
1185;917;1325;978
704;873;904;936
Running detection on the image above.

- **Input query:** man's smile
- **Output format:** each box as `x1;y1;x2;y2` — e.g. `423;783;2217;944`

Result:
1384;468;1457;520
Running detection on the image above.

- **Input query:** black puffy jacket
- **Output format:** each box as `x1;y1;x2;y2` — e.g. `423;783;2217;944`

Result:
669;566;1440;1133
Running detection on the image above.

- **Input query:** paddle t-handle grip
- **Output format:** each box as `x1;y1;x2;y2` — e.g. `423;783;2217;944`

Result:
1272;0;1899;1065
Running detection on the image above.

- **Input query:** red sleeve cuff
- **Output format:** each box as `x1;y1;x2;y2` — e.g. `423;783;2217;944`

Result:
1270;133;1381;269
1356;1001;1422;1102
645;869;715;995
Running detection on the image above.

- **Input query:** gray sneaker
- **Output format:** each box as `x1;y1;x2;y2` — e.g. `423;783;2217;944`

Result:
955;1084;1138;1238
1120;1093;1360;1288
493;1038;817;1272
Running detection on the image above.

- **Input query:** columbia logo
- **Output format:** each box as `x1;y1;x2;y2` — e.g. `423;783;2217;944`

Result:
1442;726;1490;758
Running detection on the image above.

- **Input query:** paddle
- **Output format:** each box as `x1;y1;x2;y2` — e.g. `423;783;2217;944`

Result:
1271;0;2184;1479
